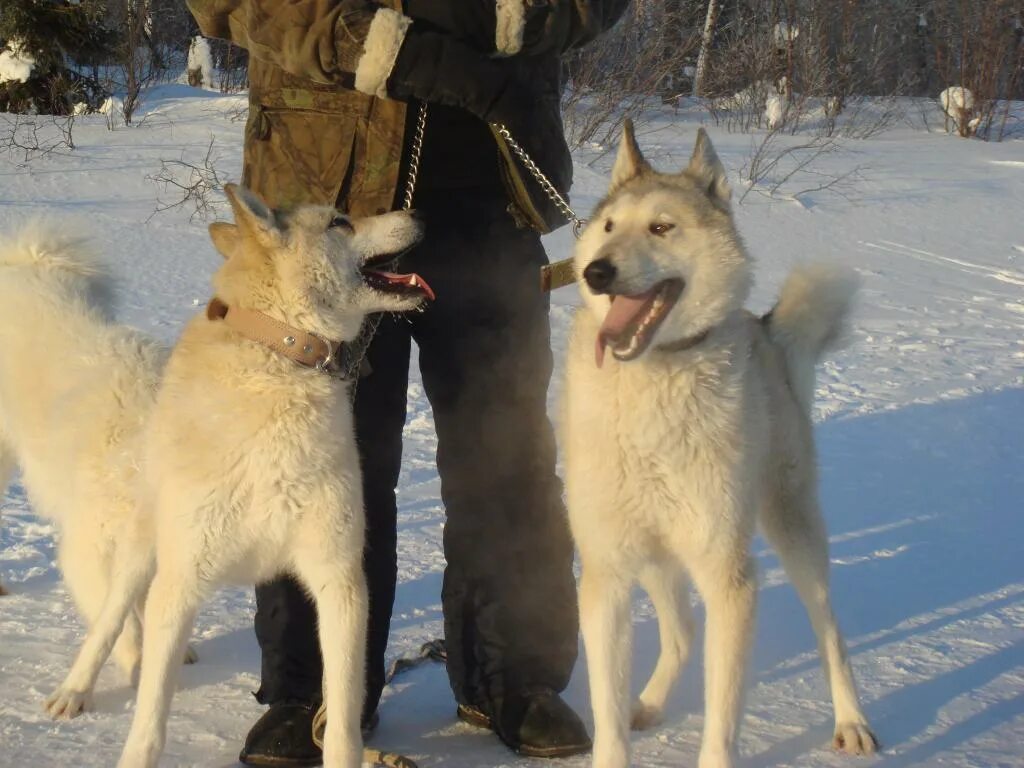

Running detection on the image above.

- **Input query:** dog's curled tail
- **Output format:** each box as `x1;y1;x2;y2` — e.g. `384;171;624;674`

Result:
0;224;98;273
764;263;860;414
0;224;112;315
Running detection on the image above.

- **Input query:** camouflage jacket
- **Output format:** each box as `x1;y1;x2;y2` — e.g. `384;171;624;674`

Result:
186;0;629;230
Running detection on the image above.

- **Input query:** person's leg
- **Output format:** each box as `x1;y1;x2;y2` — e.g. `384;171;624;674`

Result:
242;317;411;766
355;315;413;718
409;195;583;753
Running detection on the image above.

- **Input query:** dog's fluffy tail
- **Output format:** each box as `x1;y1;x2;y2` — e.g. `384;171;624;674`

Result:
765;263;859;414
0;224;113;316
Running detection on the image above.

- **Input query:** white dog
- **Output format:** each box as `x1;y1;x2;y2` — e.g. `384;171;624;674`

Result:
0;226;194;718
563;123;878;768
115;185;431;768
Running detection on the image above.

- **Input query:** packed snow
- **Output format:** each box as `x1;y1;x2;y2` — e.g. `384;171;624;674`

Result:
0;87;1022;767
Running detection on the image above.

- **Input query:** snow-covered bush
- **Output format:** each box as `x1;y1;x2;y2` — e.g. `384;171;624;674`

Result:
773;21;800;47
0;40;35;84
100;95;124;130
939;86;979;137
0;0;113;115
765;93;786;129
186;36;214;90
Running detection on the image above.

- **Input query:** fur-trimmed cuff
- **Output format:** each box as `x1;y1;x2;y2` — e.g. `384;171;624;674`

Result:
495;0;526;56
354;8;412;98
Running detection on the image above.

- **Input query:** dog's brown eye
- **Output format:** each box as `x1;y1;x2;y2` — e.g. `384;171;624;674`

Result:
604;219;614;233
329;215;353;233
649;222;675;236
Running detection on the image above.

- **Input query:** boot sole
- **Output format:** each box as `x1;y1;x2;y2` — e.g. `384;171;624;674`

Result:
456;705;592;759
238;754;323;768
456;703;493;730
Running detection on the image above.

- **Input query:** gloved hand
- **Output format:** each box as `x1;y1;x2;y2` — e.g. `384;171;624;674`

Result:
401;0;496;51
356;8;566;229
387;27;536;135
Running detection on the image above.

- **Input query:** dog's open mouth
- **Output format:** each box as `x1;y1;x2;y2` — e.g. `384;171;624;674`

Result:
361;252;435;301
596;279;684;367
362;269;435;301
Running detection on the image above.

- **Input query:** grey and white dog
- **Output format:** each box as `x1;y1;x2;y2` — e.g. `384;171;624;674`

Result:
563;122;878;768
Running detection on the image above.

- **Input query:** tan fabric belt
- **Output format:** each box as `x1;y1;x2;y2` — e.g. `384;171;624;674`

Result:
206;297;349;376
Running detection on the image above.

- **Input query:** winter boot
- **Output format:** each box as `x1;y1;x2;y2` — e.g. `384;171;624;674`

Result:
458;687;592;758
239;701;379;767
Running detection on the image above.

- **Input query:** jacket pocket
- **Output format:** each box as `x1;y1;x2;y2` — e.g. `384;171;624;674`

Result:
244;104;361;209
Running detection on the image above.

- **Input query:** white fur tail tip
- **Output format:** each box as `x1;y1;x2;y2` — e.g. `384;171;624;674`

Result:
767;263;859;412
0;224;99;276
768;263;859;357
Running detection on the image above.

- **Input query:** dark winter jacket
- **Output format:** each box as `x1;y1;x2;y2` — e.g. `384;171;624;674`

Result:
185;0;630;230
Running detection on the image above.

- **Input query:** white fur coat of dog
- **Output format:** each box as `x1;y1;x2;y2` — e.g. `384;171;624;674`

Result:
563;123;877;768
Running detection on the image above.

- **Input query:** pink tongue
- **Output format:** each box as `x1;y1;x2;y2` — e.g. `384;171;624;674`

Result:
366;270;435;301
595;290;658;368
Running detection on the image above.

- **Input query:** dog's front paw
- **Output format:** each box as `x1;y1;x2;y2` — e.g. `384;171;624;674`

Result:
630;700;663;731
183;644;199;665
44;686;93;719
833;721;879;755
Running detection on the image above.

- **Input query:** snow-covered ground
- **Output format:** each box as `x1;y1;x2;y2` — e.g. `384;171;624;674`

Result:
0;88;1022;767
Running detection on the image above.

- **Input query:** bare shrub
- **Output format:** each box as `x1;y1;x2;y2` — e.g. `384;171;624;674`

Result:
0;114;77;163
147;136;225;220
561;4;701;148
739;128;863;205
214;40;249;93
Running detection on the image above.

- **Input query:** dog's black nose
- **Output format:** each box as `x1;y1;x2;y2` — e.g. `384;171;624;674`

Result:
584;259;617;293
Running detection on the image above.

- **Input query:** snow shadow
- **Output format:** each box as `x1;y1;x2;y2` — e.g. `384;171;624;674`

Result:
333;388;1023;768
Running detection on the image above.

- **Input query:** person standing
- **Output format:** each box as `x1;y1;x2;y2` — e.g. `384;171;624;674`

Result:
184;1;630;764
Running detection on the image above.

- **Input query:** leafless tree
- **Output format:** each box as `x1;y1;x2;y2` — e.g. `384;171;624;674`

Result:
693;0;722;97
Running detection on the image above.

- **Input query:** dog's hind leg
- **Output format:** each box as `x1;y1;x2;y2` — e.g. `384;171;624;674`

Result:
292;551;367;768
760;490;878;755
632;561;695;731
580;560;633;768
117;565;202;768
689;549;756;768
46;531;153;718
112;601;144;683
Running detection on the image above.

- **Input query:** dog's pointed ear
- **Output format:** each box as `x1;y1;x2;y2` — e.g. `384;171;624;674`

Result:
609;119;651;192
686;128;731;206
224;183;281;241
208;222;240;260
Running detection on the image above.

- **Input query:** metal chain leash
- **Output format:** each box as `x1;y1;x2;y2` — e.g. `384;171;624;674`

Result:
491;122;588;238
402;100;429;211
312;640;447;768
340;100;429;397
340;110;584;392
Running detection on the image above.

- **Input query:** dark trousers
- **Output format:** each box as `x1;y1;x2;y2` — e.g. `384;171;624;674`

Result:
253;192;579;718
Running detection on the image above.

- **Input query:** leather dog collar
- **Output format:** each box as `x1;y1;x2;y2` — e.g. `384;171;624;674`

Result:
206;297;351;378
